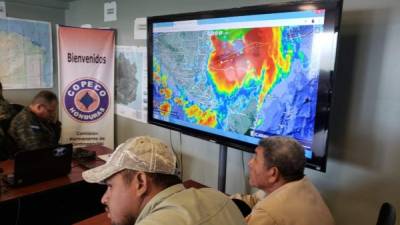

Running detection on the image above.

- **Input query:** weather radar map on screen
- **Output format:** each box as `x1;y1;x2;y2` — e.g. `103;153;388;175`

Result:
149;2;341;171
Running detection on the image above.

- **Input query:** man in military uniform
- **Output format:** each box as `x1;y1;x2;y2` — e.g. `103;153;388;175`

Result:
0;82;17;160
0;82;15;121
8;90;61;155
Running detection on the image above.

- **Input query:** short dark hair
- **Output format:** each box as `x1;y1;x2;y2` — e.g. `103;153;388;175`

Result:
31;90;58;105
258;136;305;182
121;170;181;188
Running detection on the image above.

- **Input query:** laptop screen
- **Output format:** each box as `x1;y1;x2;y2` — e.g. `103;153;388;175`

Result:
11;144;73;186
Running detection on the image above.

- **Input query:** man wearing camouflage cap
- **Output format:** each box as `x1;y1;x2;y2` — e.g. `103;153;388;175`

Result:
83;136;246;225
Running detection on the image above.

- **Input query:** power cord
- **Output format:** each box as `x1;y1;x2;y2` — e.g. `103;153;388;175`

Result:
15;198;21;225
179;132;183;178
170;130;183;179
241;151;247;192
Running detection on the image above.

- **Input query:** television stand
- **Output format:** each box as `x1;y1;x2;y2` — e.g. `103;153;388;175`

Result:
218;144;227;192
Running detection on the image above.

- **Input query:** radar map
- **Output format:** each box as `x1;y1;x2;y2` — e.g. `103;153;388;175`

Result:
153;25;322;145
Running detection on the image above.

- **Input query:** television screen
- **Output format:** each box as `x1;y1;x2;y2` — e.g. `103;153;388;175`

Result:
147;0;342;171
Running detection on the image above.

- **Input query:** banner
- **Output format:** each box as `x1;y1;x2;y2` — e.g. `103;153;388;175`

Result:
57;26;115;149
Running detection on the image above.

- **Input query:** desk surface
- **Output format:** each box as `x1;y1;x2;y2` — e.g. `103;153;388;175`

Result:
74;212;109;225
0;145;111;202
73;179;208;225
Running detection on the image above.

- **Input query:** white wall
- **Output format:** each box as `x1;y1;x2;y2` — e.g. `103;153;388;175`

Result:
307;1;400;223
65;1;400;224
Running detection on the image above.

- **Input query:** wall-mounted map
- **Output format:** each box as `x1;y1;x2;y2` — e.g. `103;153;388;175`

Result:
115;46;147;123
0;17;53;89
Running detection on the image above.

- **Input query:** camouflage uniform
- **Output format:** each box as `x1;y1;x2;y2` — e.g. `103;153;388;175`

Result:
8;107;61;154
0;127;7;160
0;96;15;121
0;96;17;160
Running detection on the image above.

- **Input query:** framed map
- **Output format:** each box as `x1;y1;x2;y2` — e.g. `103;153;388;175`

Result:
115;46;147;123
0;17;53;89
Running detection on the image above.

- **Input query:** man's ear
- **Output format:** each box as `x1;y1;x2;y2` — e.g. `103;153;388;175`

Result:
134;171;149;197
29;103;40;114
267;166;280;184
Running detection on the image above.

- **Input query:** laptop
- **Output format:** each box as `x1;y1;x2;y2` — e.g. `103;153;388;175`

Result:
4;144;73;187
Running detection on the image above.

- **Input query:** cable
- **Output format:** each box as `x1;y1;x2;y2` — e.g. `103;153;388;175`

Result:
241;151;246;178
179;132;183;178
241;151;247;192
170;130;183;179
169;130;175;152
15;198;21;225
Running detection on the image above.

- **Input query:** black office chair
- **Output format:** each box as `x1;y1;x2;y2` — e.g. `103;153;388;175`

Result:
232;198;252;217
376;202;396;225
0;118;13;161
0;104;24;160
0;118;17;161
10;103;24;114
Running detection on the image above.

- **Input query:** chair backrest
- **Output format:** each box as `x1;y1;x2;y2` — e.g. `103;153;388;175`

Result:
0;103;24;160
0;103;24;132
232;198;252;217
0;118;14;161
377;202;396;225
10;103;24;114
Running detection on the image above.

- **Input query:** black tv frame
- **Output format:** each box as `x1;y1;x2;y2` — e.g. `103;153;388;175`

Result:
147;0;343;172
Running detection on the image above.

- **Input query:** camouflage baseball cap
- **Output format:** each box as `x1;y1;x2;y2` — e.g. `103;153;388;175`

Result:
82;136;177;183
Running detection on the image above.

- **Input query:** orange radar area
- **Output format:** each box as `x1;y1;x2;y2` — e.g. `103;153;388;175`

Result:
159;102;171;116
199;110;217;127
208;27;291;95
186;105;202;118
174;97;185;106
185;105;217;128
160;88;173;99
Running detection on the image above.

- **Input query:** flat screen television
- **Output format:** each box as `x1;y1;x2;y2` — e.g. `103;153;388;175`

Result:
147;0;343;172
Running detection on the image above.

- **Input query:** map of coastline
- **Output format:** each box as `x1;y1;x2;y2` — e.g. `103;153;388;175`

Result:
0;17;52;89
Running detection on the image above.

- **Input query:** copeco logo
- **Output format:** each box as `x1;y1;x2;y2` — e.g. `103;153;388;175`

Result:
64;78;110;122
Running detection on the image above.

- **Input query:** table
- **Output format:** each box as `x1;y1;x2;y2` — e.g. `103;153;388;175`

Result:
74;212;109;225
0;145;111;225
0;145;110;202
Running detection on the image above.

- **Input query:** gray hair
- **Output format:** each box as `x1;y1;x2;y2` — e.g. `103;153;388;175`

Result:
258;136;305;182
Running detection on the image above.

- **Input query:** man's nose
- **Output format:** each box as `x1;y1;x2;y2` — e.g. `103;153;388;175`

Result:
248;158;254;167
101;191;108;205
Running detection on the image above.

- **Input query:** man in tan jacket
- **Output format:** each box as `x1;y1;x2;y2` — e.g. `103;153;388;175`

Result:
236;136;335;225
82;136;246;225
